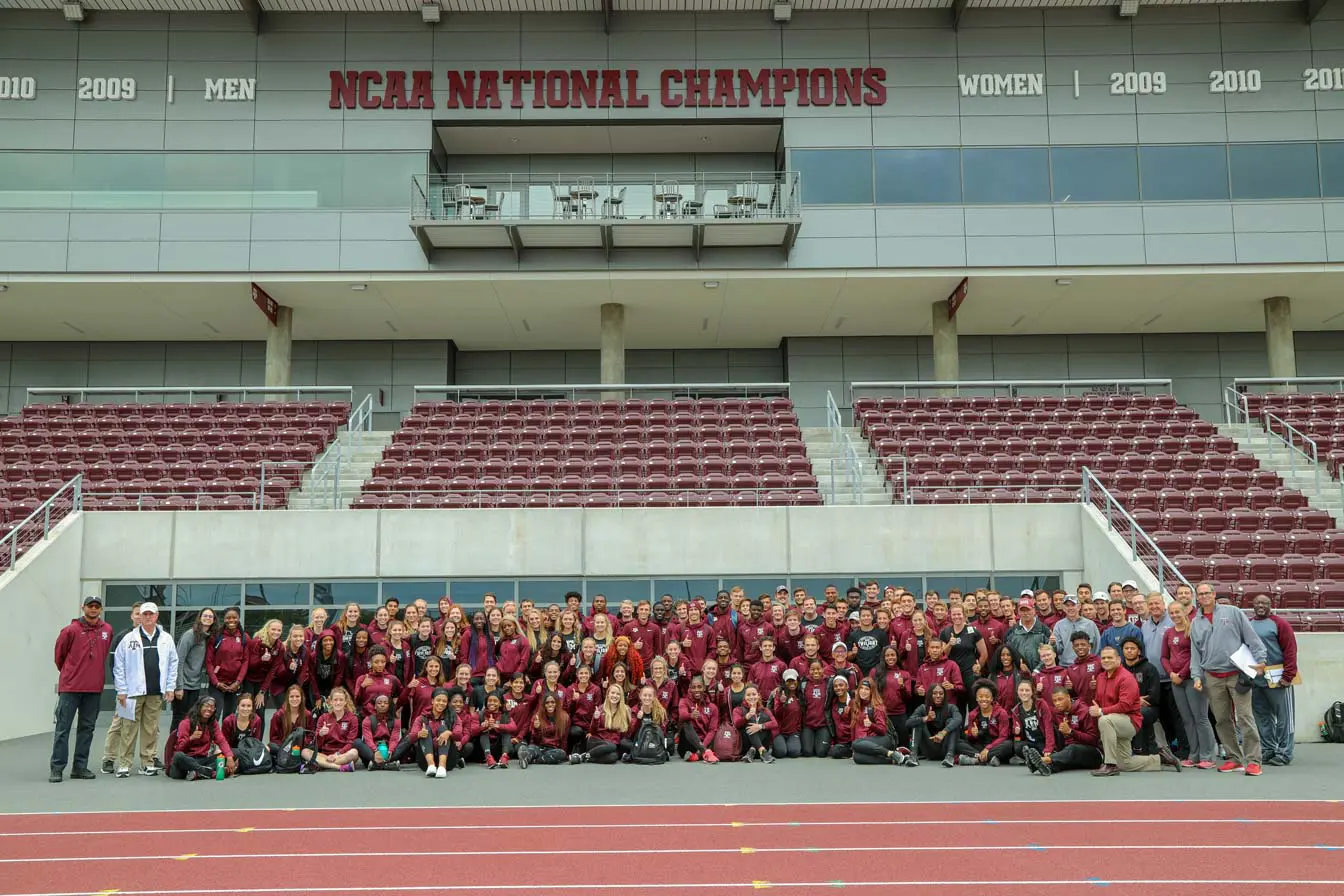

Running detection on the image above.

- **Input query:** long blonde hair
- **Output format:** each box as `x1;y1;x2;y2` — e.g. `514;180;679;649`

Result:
601;684;632;732
255;618;282;648
590;614;614;648
638;684;667;727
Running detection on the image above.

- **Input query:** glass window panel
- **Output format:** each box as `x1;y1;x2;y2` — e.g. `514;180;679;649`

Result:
1319;142;1344;198
313;581;379;607
991;574;1061;596
103;583;171;608
244;582;310;607
1229;143;1320;200
862;574;925;594
171;608;213;640
786;578;843;602
517;579;583;605
1138;145;1229;201
72;153;166;192
791;149;873;205
924;576;991;599
653;578;721;604
242;606;309;637
382;581;449;604
874;149;961;204
343;153;426;209
253;153;344;208
449;580;515;611
1050;146;1138;202
962;148;1050;204
727;578;782;600
585;579;651;605
0;152;75;197
176;582;242;608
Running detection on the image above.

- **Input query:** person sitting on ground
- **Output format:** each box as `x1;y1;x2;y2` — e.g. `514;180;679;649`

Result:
169;696;232;781
909;682;961;768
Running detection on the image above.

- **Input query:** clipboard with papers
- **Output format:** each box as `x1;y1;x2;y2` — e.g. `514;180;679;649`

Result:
115;696;137;721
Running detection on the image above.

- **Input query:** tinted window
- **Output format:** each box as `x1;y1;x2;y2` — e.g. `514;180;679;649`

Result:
1051;146;1139;202
313;581;378;607
653;578;721;603
1229;143;1319;200
791;149;873;205
962;148;1050;204
1138;145;1230;201
517;579;583;605
382;581;450;604
1319;142;1344;198
245;582;309;606
874;149;961;204
177;583;242;608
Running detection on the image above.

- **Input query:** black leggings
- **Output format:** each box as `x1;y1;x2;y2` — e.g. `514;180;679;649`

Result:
913;726;959;761
209;687;239;722
169;753;215;780
772;733;802;759
852;735;898;765
1050;743;1104;771
801;726;831;758
522;745;570;765
679;723;707;756
585;736;634;764
163;688;199;764
568;725;588;753
417;736;460;770
479;733;512;761
354;738;414;767
741;726;771;754
956;740;1015;763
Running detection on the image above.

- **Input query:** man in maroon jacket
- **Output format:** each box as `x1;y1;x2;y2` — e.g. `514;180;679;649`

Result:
51;596;114;783
1090;646;1180;777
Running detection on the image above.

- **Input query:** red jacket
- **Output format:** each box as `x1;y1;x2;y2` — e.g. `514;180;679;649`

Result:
410;710;453;744
1011;701;1057;753
678;695;719;740
1069;656;1101;704
622;621;662;667
401;679;437;724
732;705;780;738
768;690;802;735
646;678;680;726
1160;629;1192;680
1032;665;1071;700
829;697;854;744
588;707;631;744
54;617;113;693
174;718;232;760
496;635;531;678
801;679;830;729
451;708;480;745
206;629;248;688
261;647;307;698
775;627;808;662
354;672;402;716
963;704;1010;750
529;714;568;749
748;659;786;695
1057;700;1100;749
221;713;263;749
268;709;312;747
878;667;910;718
916;659;964;704
361;713;403;754
314;711;359;754
680;621;715;668
243;638;281;685
566;683;601;731
480;708;518;740
711;614;738;659
847;700;887;740
994;672;1022;711
736;620;775;666
1094;665;1142;730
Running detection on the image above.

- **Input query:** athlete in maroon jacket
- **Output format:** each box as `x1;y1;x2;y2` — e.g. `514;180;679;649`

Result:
956;683;1012;766
915;639;964;707
168;697;233;781
622;602;662;668
51;597;114;781
748;639;787;695
1030;687;1104;775
677;676;721;762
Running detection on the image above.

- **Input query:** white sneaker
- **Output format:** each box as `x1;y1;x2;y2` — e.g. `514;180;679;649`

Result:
114;767;130;778
425;765;436;778
435;766;447;779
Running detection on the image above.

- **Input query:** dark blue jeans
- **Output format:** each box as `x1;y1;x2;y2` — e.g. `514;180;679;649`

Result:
51;692;101;773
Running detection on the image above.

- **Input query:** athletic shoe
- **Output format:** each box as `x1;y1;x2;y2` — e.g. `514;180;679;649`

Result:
956;755;978;766
619;753;632;764
1266;756;1287;767
298;763;314;775
988;756;1001;768
147;757;164;773
762;752;776;764
1217;760;1244;773
70;768;95;780
138;766;157;777
435;766;447;779
1022;746;1043;775
48;770;62;783
1158;747;1181;772
518;749;530;770
456;758;466;770
1180;758;1196;768
897;746;912;757
499;755;509;769
383;760;400;771
1196;760;1215;770
685;752;701;763
340;763;354;773
904;756;919;768
742;751;755;764
1037;758;1052;777
1090;764;1119;777
115;766;130;778
101;759;114;775
425;765;437;778
185;770;198;781
568;753;582;765
941;756;954;768
702;750;719;764
485;755;497;769
1244;762;1262;776
368;761;382;771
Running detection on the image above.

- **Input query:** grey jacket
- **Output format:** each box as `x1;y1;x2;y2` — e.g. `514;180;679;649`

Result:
1051;617;1100;665
1189;604;1266;679
175;628;209;691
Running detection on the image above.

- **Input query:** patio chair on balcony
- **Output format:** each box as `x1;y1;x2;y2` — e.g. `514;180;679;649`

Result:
602;186;627;219
654;180;682;218
551;183;577;219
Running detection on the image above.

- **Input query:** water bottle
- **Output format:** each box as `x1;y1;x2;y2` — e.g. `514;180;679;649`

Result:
215;756;226;780
377;741;389;762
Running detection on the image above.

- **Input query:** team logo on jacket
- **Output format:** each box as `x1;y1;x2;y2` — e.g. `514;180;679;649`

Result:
101;632;108;640
1171;636;1180;646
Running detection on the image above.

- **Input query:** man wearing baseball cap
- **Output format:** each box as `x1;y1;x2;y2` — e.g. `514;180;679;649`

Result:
50;596;114;783
1005;593;1052;673
110;601;179;778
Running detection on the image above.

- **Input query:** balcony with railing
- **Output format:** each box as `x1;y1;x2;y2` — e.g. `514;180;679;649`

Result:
409;171;801;259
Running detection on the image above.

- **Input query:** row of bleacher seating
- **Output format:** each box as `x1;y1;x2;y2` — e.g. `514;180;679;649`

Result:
352;490;825;509
373;456;815;479
17;401;350;420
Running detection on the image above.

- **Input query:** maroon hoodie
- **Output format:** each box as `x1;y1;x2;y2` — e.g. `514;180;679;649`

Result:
527;680;568;716
712;615;739;660
221;712;263;749
402;679;439;724
768;689;803;735
496;635;531;678
788;652;831;680
678;694;719;740
314;710;358;754
410;710;452;744
480;708;518;741
849;699;888;740
736;619;775;666
646;678;680;725
175;718;232;760
361;713;403;754
748;658;786;695
962;704;1010;750
206;629;248;689
354;672;402;716
622;620;662;666
268;709;312;747
916;659;963;704
1011;699;1057;753
261;646;307;698
1160;629;1192;680
1032;665;1071;701
588;706;630;744
54;617;114;692
1069;656;1101;705
451;708;480;746
529;713;567;749
878;667;910;718
732;705;780;738
566;683;601;731
504;693;531;738
680;621;715;668
243;637;281;686
1057;699;1100;749
801;678;830;729
829;697;854;744
775;626;807;662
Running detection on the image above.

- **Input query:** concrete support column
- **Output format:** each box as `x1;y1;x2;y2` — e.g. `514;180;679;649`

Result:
265;304;294;391
931;300;959;384
1263;295;1297;392
600;302;626;400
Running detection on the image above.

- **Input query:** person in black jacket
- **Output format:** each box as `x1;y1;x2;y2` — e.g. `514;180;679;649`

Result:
1121;635;1161;755
909;682;962;768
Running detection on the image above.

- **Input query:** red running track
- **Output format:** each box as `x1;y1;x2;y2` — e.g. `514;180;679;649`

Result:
1;801;1342;896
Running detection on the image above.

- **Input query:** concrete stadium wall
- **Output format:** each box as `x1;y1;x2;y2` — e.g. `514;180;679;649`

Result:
1294;634;1343;742
1;514;84;741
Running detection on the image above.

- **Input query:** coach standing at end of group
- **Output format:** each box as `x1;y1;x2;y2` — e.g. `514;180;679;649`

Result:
111;601;179;778
1189;582;1267;777
51;596;114;783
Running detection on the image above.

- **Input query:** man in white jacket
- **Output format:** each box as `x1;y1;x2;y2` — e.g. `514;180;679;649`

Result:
111;602;179;778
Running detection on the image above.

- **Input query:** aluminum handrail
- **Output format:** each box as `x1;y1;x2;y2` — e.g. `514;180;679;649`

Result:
25;386;356;405
824;391;844;454
1263;412;1322;496
1222;385;1251;429
1080;467;1191;595
841;432;864;504
348;393;375;433
0;474;82;572
412;383;792;401
902;484;1081;505
1231;377;1344;391
849;379;1174;404
360;485;826;508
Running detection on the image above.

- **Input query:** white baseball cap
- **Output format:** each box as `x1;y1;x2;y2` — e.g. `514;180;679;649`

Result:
1121;580;1138;590
140;602;159;615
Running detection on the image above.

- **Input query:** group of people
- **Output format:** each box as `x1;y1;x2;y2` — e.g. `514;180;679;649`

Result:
49;577;1297;782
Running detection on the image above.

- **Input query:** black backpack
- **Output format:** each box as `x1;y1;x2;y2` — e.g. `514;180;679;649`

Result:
273;728;308;773
1323;702;1344;743
631;717;668;765
235;735;273;775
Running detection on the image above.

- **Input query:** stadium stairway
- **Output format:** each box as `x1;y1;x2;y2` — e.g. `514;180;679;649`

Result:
1218;422;1344;526
289;430;394;510
801;426;890;505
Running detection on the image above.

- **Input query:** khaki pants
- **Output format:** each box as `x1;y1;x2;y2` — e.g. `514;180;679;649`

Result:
102;714;124;764
1204;673;1261;765
115;695;163;770
1098;713;1160;773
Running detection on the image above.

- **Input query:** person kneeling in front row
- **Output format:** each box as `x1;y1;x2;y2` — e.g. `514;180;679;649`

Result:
1089;646;1180;777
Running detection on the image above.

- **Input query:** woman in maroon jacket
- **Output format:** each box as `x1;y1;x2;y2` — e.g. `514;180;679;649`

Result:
664;641;692;698
206;607;248;720
269;684;312;761
800;659;832;758
1010;678;1056;764
733;684;779;763
331;603;364;654
479;692;517;769
768;670;803;759
720;663;749;718
368;606;392;646
851;678;908;766
460;612;495;683
531;632;567;683
306;686;359;772
354;647;403;717
645;656;680;729
519;693;571;768
242;619;283;709
605;661;636;705
169;696;232;781
383;620;414;684
358;693;411;770
566;665;600;751
449;662;475;705
347;629;373;685
527;660;567;716
827;675;855;759
571;684;634;765
993;646;1025;712
874;646;911;749
411;687;458;778
220;691;263;774
403;656;447;726
599;635;645;684
899;613;930;677
305;630;344;710
956;681;1013;766
447;689;478;767
496;617;531;679
677;676;720;763
262;625;308;706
